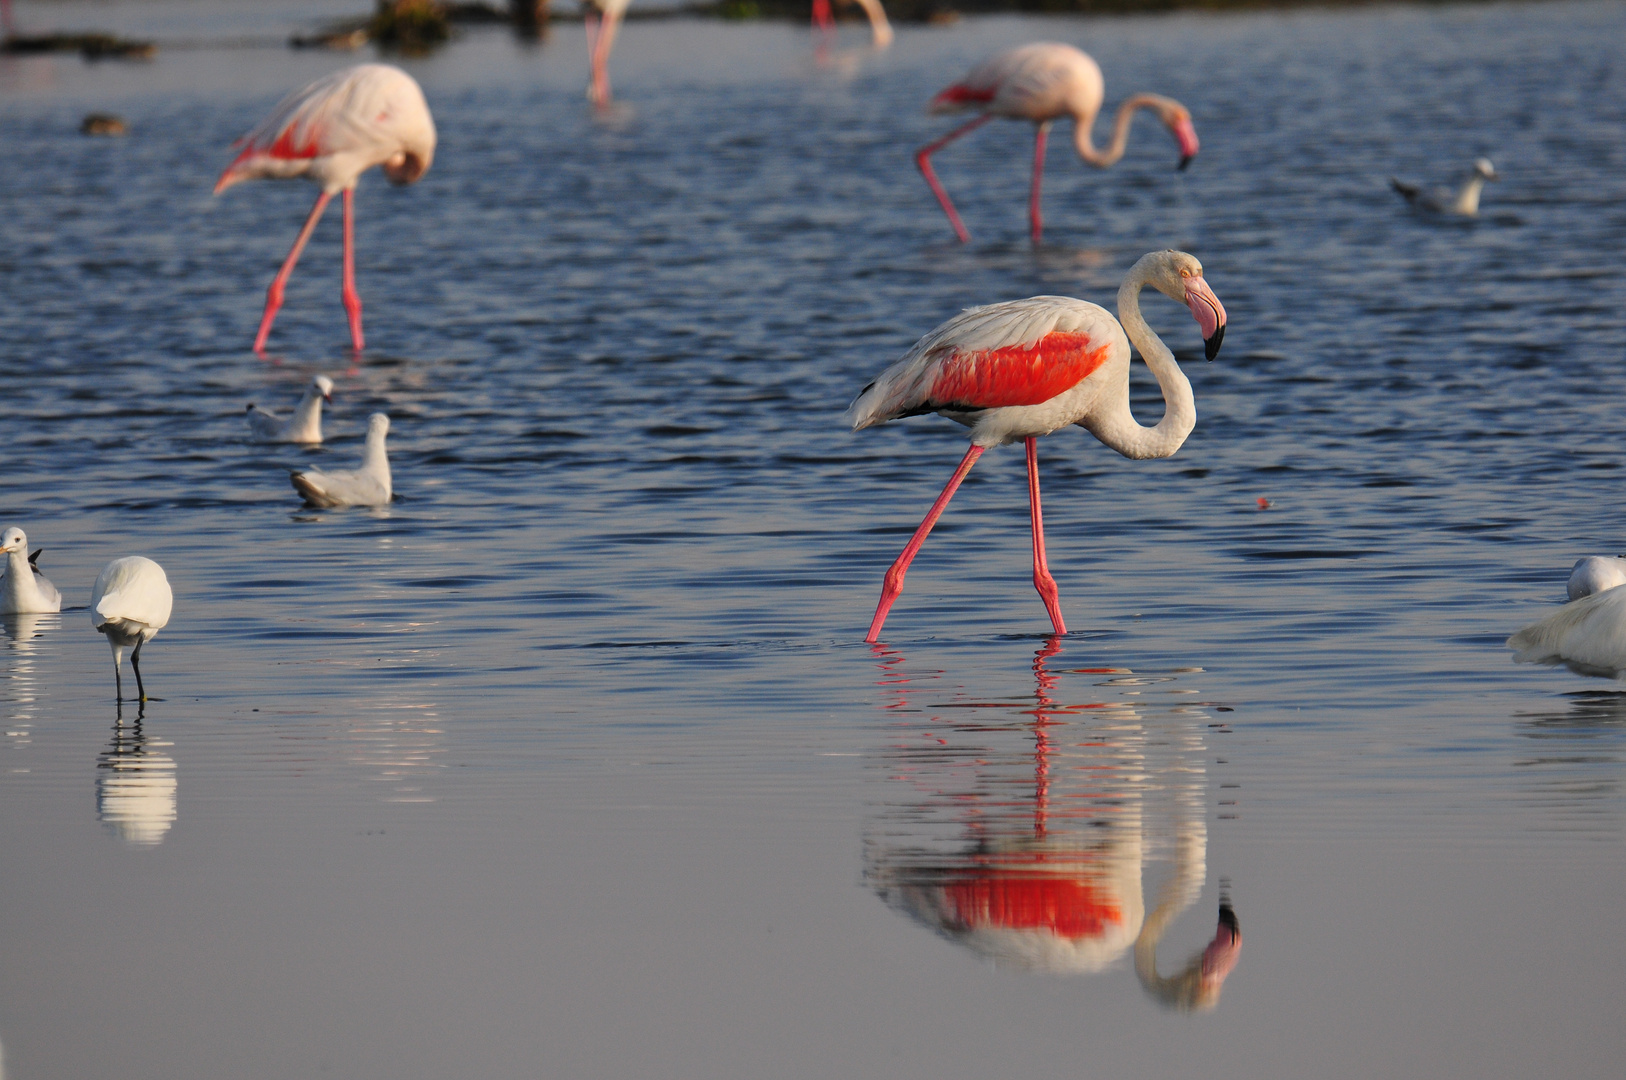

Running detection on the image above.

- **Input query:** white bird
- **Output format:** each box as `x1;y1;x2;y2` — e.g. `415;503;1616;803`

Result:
246;374;334;443
1508;586;1626;677
91;557;174;702
0;527;61;614
1567;555;1626;600
1391;158;1498;216
291;412;392;507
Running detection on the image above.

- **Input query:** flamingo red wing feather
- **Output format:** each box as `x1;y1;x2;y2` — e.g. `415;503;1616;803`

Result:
931;84;997;108
926;331;1112;411
942;874;1123;940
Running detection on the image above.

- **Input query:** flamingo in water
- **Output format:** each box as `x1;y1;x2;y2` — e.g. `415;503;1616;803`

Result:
919;42;1201;243
584;0;630;108
215;64;436;355
847;250;1226;642
811;0;893;49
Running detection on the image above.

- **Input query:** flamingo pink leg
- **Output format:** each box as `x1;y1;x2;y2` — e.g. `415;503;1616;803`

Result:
1030;120;1051;245
341;188;364;354
254;190;333;355
1026;436;1067;635
866;445;985;642
915;114;993;243
812;0;833;33
587;12;617;107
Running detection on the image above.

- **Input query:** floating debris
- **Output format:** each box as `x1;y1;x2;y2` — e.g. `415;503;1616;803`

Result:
80;113;127;136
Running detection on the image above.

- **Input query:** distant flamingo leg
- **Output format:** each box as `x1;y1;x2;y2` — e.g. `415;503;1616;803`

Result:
866;445;985;643
916;114;993;243
340;188;364;354
1026;436;1067;635
1030;120;1051;245
254;190;333;355
588;11;620;106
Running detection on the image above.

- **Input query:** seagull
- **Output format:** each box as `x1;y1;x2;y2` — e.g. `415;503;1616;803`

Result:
0;527;61;614
246;374;334;444
1567;555;1626;601
291;412;392;507
1391;158;1498;216
91;557;173;702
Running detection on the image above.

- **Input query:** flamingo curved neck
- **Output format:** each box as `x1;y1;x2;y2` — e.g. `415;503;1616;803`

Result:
1073;94;1162;169
1082;270;1195;460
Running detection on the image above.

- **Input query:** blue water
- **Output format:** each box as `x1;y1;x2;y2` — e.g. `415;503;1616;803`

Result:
0;3;1624;1078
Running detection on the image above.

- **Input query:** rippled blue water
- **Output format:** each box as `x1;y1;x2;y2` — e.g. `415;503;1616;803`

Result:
1;2;1624;1078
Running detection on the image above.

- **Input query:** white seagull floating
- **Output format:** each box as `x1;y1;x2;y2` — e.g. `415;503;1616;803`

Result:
291;412;392;508
1566;555;1626;600
0;527;61;614
91;556;173;702
247;374;333;443
1391;158;1498;216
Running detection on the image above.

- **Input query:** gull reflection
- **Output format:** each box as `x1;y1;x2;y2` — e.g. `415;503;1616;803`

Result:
96;705;176;847
3;613;60;760
864;638;1241;1009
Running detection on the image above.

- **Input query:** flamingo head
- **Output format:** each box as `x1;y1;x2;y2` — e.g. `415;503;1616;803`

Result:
313;375;335;403
382;148;432;186
1167;106;1200;171
0;528;26;555
1142;250;1227;361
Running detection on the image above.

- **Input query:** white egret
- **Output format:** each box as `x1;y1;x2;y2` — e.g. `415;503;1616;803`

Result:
91;557;173;702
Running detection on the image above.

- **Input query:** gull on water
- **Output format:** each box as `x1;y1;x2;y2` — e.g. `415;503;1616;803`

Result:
1391;158;1498;216
291;412;392;507
247;374;333;443
1566;555;1626;600
91;556;173;702
0;527;61;614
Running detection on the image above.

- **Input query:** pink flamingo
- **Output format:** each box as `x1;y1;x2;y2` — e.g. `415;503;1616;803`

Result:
847;250;1226;642
918;42;1201;243
811;0;893;49
215;64;436;356
583;0;631;108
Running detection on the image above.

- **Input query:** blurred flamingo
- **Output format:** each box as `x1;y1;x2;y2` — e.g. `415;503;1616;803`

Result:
215;64;436;355
811;0;893;49
918;42;1200;243
583;0;631;107
846;250;1225;642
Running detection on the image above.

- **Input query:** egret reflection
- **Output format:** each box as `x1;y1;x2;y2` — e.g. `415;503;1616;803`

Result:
96;706;176;847
863;638;1241;1009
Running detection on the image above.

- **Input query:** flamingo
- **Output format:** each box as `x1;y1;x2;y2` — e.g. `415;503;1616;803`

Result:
583;0;630;108
847;249;1226;642
215;64;437;356
917;42;1200;244
92;556;173;703
811;0;893;50
1391;158;1498;216
0;527;60;614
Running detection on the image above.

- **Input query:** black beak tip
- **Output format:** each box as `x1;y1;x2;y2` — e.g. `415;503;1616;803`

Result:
1178;155;1194;172
1204;324;1225;361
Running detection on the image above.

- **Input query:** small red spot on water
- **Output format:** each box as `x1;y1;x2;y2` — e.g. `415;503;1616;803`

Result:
1256;497;1272;510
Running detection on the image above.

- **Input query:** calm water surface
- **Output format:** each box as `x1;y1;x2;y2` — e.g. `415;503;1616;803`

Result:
1;2;1625;1077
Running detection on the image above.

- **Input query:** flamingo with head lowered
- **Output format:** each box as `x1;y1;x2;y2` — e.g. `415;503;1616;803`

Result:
215;64;436;356
847;250;1226;642
918;42;1200;243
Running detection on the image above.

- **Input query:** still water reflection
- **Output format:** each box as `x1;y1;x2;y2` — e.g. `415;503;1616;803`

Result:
864;638;1241;1008
96;707;177;847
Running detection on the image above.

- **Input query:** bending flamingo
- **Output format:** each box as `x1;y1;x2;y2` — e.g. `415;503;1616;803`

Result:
918;42;1200;243
847;249;1226;642
584;0;631;107
811;0;893;49
215;64;436;355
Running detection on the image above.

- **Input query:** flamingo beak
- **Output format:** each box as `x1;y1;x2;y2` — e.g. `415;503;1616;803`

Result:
1172;115;1199;171
1184;275;1227;360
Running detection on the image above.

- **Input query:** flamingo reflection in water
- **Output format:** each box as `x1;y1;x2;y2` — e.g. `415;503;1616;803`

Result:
97;705;177;847
863;638;1240;1008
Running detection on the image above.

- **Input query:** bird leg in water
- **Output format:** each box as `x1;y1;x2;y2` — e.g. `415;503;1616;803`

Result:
341;188;365;354
254;190;333;355
1026;437;1067;635
866;445;985;642
1030;120;1051;245
112;655;123;703
131;640;148;702
916;115;993;244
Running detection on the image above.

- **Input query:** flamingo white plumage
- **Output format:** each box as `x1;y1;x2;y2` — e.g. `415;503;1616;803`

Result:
811;0;893;49
1391;158;1498;217
918;42;1201;243
1567;555;1626;601
215;64;436;355
583;0;631;108
0;527;61;614
92;556;173;702
247;374;334;444
847;250;1226;642
291;412;392;508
